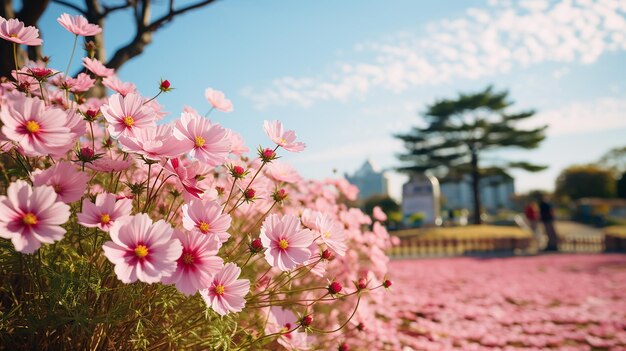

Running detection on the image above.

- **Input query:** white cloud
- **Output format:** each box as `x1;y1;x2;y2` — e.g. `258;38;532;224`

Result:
527;96;626;136
243;0;626;109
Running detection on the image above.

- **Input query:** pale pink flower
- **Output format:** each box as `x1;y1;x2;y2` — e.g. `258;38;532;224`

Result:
173;112;231;166
266;307;310;350
31;162;89;203
226;130;249;156
102;214;182;284
84;157;133;172
181;199;231;244
162;230;224;296
200;262;250;315
163;158;204;198
316;213;347;256
205;87;233;112
82;57;114;77
118;124;188;160
0;95;70;156
266;161;302;184
66;73;95;93
260;214;314;271
57;13;102;36
263;120;306;152
101;93;156;138
0;180;70;253
102;75;136;96
373;206;387;221
77;193;132;231
0;17;42;46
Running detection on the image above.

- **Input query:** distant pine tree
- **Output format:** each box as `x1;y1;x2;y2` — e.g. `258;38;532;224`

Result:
396;86;547;224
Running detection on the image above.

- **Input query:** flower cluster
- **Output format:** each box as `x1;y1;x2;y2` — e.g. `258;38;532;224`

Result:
0;14;398;350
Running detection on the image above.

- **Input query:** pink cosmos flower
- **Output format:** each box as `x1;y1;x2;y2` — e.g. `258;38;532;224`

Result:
102;75;136;96
200;262;250;316
163;158;204;198
102;214;183;284
315;213;347;256
162;230;224;296
0;95;70;156
0;180;70;254
260;214;314;271
205;87;233;112
173;112;231;166
373;206;387;221
263;120;306;152
84;157;133;172
31;162;89;203
57;13;102;36
82;57;114;77
266;307;310;350
225;130;249;156
66;73;96;93
77;193;132;231
101;93;156;138
118;124;188;160
181;199;231;244
0;17;42;46
266;161;303;184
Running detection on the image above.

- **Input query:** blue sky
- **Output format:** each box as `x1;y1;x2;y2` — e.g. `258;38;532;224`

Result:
30;0;626;199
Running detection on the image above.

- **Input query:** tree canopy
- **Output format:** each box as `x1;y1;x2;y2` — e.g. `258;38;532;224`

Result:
555;165;616;200
396;86;547;224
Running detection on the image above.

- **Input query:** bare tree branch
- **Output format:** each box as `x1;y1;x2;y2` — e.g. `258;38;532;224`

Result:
101;1;132;19
51;0;86;15
148;0;215;31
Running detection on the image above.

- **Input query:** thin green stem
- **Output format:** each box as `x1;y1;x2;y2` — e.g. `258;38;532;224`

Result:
64;34;79;79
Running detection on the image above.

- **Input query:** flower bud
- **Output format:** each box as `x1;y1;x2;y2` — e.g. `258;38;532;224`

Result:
159;79;173;92
300;314;313;327
356;322;365;332
338;342;349;351
215;186;225;196
85;109;100;121
357;277;368;290
328;281;342;295
383;279;392;288
321;249;333;260
259;147;277;162
230;165;246;179
272;188;287;202
84;41;97;58
250;238;264;253
244;188;256;201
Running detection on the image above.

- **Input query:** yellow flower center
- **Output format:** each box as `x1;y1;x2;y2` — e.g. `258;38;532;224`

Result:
324;231;331;239
194;136;206;148
214;284;225;295
198;221;210;233
134;244;149;258
279;138;287;145
10;33;18;38
100;213;111;224
22;212;38;225
123;116;135;127
25;120;41;133
278;238;289;250
182;252;194;265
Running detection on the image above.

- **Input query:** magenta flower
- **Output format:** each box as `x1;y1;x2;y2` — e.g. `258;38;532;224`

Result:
77;193;132;231
260;214;314;271
162;230;223;296
118;124;188;160
102;214;183;284
82;57;114;77
31;162;89;203
0;17;42;46
66;73;95;93
200;262;250;315
263;120;306;152
0;180;70;254
101;93;156;138
181;199;231;244
57;13;102;36
102;75;136;96
84;157;133;172
205;88;234;112
0;95;70;156
173;112;231;166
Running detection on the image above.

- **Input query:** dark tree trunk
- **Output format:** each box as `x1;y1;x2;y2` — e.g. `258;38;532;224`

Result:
470;149;482;224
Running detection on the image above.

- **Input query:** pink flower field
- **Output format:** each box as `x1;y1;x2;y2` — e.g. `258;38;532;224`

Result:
391;254;626;351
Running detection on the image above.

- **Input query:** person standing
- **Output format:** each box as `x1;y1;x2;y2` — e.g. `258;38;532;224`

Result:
539;195;558;251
